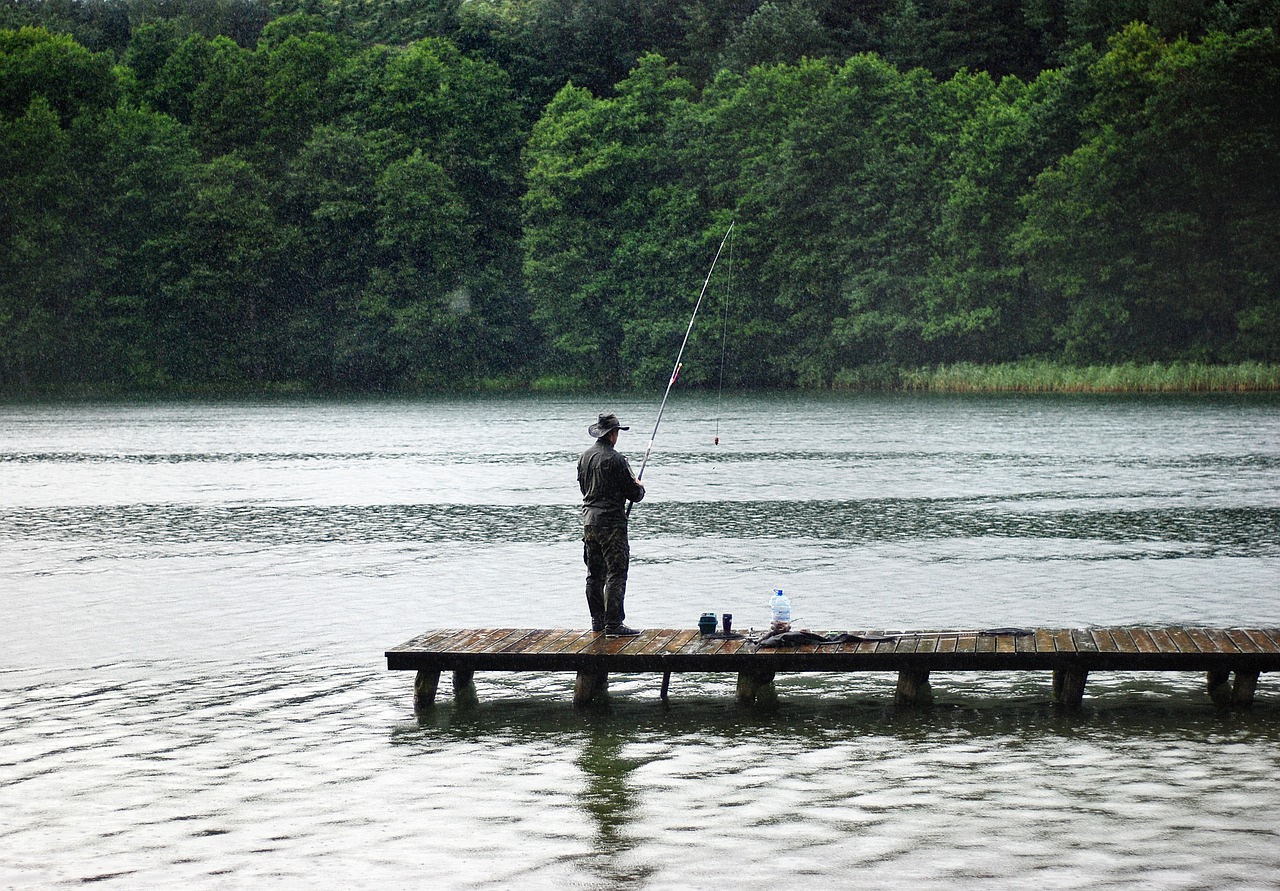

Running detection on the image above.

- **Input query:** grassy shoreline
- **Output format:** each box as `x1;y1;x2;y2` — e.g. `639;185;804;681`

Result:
832;361;1280;393
3;362;1279;399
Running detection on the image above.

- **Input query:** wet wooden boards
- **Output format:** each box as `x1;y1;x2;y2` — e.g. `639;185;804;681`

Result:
385;627;1280;710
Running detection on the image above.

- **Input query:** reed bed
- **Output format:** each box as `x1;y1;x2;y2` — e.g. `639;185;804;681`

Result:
888;361;1280;393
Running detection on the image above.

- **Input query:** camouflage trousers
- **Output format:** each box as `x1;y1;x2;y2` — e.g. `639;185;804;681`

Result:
582;523;630;631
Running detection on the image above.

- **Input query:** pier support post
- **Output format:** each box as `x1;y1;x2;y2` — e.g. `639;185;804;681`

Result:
1207;669;1259;707
660;671;671;702
414;669;441;710
895;669;933;706
1052;667;1088;709
1233;670;1260;706
574;670;609;707
453;669;479;708
736;670;776;707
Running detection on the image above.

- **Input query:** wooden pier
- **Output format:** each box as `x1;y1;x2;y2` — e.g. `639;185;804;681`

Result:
385;627;1280;710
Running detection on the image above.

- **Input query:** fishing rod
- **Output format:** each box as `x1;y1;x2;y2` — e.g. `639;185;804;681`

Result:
627;221;735;516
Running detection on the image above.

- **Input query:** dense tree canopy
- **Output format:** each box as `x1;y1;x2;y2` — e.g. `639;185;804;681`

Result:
2;0;1278;390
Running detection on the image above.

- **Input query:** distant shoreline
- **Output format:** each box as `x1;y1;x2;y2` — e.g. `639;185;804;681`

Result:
3;361;1279;399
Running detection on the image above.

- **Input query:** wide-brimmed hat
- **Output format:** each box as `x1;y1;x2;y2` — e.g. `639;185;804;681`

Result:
588;413;629;438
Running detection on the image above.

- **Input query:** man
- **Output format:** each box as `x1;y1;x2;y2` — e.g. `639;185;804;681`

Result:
578;412;645;636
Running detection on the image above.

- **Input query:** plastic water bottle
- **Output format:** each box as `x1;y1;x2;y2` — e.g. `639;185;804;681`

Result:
770;589;791;633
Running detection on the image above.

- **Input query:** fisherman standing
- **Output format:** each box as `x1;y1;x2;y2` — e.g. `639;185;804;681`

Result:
578;413;645;636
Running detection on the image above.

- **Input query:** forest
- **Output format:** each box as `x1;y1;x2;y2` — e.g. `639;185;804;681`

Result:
2;0;1278;391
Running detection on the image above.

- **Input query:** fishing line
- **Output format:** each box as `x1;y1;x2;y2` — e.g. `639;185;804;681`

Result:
714;226;734;446
628;220;736;517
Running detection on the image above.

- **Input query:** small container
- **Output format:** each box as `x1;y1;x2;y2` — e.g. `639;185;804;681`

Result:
722;613;733;635
699;612;718;635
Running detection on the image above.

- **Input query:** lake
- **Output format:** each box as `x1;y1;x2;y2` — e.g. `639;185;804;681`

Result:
3;393;1279;888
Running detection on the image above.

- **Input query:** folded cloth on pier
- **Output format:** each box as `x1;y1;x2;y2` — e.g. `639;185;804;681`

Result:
757;631;897;648
757;628;1034;647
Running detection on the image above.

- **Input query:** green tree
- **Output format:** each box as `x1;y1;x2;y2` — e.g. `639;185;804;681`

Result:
677;59;835;386
1017;24;1280;361
921;60;1088;361
279;125;380;384
0;95;78;386
0;25;117;124
522;55;705;386
720;0;836;71
79;105;201;385
357;149;475;386
0;26;120;387
162;156;289;382
187;34;261;157
255;16;344;162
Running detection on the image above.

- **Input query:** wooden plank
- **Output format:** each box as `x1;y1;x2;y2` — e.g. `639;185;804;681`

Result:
399;629;462;651
543;630;596;655
518;628;570;653
1202;628;1242;655
634;629;682;656
1166;627;1199;654
562;631;607;655
1129;628;1159;654
1147;628;1176;654
1050;629;1076;653
1091;629;1118;653
1254;629;1280;652
953;633;978;654
1243;628;1280;654
442;627;496;655
475;629;531;654
1072;629;1099;653
495;629;553;654
1034;628;1056;655
608;629;660;652
522;630;568;654
1186;627;1226;654
1225;629;1263;654
937;635;958;655
676;632;712;656
662;630;700;655
417;628;480;652
995;633;1017;655
601;632;651;655
1110;629;1140;654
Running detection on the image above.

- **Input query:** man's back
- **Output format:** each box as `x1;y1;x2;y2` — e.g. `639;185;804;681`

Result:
578;439;643;525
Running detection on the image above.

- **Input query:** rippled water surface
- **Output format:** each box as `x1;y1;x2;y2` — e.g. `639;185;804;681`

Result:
3;393;1280;888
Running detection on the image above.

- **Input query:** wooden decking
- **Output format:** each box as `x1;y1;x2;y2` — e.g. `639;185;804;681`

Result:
385;626;1280;710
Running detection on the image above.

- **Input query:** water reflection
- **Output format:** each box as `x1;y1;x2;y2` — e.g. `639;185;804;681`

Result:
576;723;651;887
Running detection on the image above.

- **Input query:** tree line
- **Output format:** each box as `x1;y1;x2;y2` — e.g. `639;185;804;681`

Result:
2;0;1278;390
